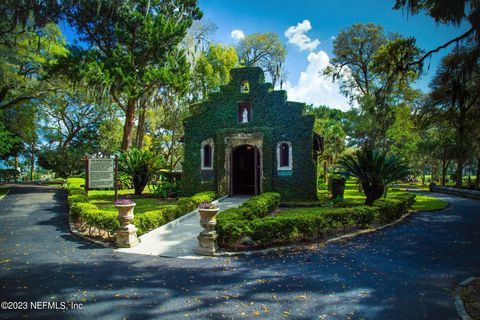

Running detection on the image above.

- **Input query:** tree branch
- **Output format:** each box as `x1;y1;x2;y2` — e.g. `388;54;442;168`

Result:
405;27;475;70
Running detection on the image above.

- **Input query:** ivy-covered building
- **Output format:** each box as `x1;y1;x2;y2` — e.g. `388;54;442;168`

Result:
181;67;322;201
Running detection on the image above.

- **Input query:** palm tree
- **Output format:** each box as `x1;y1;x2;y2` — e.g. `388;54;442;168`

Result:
338;149;410;206
118;148;165;195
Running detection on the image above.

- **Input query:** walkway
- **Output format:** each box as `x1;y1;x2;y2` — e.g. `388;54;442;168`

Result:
0;184;479;319
116;196;249;258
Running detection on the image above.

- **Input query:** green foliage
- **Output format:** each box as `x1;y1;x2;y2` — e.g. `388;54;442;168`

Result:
182;67;317;201
118;148;165;195
328;174;346;199
339;149;411;206
117;173;133;190
0;112;21;158
393;0;479;49
325;23;421;149
66;178;216;236
216;192;415;247
194;43;238;100
236;32;286;87
0;22;68;110
37;148;84;178
238;192;280;220
149;180;180;199
412;193;448;211
0;169;20;182
63;0;202;149
422;46;480;187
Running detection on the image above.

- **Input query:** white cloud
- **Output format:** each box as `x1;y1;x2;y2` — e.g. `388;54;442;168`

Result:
285;50;351;111
284;20;320;51
230;29;245;41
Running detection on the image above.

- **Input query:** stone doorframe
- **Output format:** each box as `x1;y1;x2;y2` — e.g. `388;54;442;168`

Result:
223;132;263;196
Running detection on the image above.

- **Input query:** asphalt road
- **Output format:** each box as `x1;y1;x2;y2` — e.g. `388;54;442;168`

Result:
0;184;479;319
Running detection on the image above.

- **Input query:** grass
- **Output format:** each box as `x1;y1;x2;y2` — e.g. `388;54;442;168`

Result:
87;188;176;215
67;178;174;216
318;179;448;212
411;194;448;211
0;187;9;198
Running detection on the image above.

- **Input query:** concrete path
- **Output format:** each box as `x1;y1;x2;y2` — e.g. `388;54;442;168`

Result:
0;185;479;319
116;196;249;258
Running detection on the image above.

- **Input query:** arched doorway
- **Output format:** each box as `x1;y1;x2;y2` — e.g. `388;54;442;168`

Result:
231;145;260;195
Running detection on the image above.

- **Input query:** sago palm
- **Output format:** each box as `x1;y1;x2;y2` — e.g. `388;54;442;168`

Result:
118;148;165;195
338;149;410;206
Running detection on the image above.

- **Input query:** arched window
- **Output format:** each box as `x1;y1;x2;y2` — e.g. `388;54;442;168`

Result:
277;141;292;171
203;144;212;168
280;143;289;167
201;139;214;170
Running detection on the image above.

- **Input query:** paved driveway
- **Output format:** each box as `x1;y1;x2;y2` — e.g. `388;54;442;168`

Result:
0;184;479;319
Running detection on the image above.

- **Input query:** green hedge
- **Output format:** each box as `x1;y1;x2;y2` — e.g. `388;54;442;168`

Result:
328;174;346;199
66;178;216;236
216;192;416;248
238;192;280;219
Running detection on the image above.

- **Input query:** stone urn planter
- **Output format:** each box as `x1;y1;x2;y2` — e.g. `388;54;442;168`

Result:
114;200;139;248
198;208;219;229
195;201;219;256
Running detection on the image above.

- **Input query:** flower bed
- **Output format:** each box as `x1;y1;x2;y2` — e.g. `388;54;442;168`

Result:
66;178;216;238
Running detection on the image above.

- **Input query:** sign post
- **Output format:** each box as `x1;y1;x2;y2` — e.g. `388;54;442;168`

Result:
114;155;119;202
84;156;89;196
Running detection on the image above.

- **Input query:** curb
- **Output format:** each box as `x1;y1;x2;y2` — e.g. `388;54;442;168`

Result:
67;209;112;248
215;210;416;257
215;202;446;257
0;189;10;201
454;277;477;320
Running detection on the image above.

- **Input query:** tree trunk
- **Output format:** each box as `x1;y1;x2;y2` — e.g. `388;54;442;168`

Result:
15;155;19;182
476;157;480;187
362;181;385;206
441;159;447;186
323;161;328;183
30;141;35;181
455;159;463;187
121;98;136;151
136;102;146;149
432;161;438;183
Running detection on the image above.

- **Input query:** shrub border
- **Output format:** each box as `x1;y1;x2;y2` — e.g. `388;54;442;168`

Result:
65;178;216;245
214;194;442;257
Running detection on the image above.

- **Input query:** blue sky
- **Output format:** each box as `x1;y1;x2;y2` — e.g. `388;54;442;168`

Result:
60;0;470;111
198;0;470;110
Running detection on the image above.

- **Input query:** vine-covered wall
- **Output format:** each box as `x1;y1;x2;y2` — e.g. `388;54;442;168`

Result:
181;67;318;200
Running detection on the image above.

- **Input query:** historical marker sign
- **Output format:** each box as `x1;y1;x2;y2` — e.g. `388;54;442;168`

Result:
88;158;114;189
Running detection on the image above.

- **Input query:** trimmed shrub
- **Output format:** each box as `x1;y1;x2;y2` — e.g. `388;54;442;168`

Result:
66;178;216;237
238;192;281;220
328;174;346;199
216;191;416;248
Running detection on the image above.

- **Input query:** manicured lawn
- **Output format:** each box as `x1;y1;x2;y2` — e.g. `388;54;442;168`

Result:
319;179;447;212
0;187;9;197
87;188;175;215
412;194;448;211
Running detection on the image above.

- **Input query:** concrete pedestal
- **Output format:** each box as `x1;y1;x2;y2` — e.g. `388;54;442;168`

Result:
194;229;218;256
116;224;139;248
